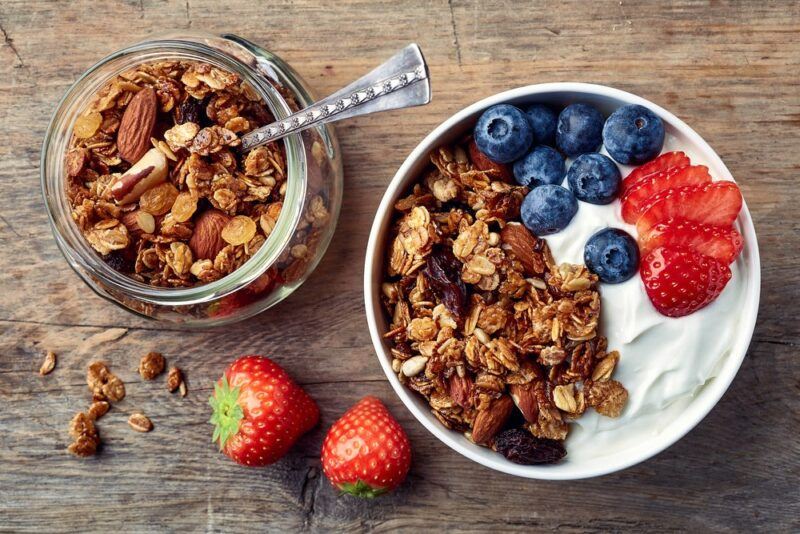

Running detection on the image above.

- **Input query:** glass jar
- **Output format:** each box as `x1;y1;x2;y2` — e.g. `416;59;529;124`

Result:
41;32;343;326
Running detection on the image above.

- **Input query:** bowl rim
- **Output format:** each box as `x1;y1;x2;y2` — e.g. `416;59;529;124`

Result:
363;82;761;480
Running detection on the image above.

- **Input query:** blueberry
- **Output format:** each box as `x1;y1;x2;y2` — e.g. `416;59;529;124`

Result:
513;145;565;187
473;104;534;163
584;228;639;283
566;153;621;205
556;103;604;157
520;185;578;236
602;104;665;165
523;104;558;145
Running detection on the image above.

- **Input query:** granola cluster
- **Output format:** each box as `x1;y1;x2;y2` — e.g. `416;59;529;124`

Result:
65;60;329;289
381;140;628;464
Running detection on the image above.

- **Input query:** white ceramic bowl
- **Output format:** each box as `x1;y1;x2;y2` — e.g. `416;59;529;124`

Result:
364;83;760;480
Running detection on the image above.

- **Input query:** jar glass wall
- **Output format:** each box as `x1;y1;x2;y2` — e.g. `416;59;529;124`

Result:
41;32;343;326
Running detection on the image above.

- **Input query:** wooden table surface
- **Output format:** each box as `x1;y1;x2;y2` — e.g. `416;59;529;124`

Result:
1;1;798;532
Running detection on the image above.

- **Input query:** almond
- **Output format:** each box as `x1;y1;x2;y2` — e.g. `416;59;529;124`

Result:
121;210;156;238
189;209;230;260
110;148;168;204
447;374;474;409
118;87;157;163
500;222;544;276
509;382;539;423
471;395;514;445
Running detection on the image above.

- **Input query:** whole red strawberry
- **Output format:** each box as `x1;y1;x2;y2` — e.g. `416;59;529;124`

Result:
640;245;732;317
321;396;411;498
209;355;319;466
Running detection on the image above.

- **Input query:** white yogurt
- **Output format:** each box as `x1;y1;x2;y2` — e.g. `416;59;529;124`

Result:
548;139;747;462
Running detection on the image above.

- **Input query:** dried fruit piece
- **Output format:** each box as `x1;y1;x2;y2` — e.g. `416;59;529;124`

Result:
423;246;468;322
39;351;56;376
117;87;158;163
74;111;102;139
189;209;230;260
171;192;198;223
128;413;154;432
491;428;566;465
139;182;179;216
138;351;165;380
221;215;257;246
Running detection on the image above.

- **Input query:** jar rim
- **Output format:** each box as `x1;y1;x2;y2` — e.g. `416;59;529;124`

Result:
40;34;308;306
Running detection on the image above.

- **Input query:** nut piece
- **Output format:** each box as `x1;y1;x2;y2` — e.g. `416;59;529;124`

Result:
500;222;544;276
189;209;230;260
128;413;154;432
401;355;428;377
509;382;539;423
221;215;257;246
87;401;110;421
110;148;168;204
138;351;165;380
117;87;158;163
166;366;182;393
471;395;514;445
39;351;57;376
121;210;156;238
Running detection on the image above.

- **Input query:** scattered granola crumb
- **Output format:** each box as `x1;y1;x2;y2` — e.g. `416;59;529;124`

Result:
128;413;154;433
166;366;182;393
87;401;110;421
86;361;126;402
39;351;57;376
179;380;187;398
138;351;166;380
67;412;100;457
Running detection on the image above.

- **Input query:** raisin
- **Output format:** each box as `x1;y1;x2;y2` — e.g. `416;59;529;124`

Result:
103;251;128;271
491;428;566;465
174;98;204;125
423;245;468;322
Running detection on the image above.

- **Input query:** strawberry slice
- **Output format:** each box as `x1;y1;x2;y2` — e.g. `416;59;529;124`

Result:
621;151;690;195
640;245;732;317
636;181;743;239
621;165;712;224
639;218;744;264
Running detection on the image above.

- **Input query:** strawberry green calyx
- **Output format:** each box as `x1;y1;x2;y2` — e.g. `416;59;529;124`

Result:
337;480;388;499
209;376;243;450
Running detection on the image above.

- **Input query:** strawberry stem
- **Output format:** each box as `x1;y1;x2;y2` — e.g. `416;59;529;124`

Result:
337;480;388;499
208;376;243;450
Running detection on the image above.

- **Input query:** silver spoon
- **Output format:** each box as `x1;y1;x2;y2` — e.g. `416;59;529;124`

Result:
241;44;431;152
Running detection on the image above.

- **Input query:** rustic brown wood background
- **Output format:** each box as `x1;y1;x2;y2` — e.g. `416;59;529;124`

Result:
1;0;798;531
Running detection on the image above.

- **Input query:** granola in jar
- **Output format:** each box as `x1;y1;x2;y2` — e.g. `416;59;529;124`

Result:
380;139;628;465
64;59;330;290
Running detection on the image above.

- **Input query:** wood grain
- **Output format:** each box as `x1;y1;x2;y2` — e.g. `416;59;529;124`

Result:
1;0;798;532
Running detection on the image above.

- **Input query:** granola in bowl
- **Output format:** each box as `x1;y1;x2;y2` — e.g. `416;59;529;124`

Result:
379;141;628;464
367;84;759;479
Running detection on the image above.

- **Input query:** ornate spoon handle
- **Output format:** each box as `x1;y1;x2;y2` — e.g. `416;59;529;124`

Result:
241;44;431;151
